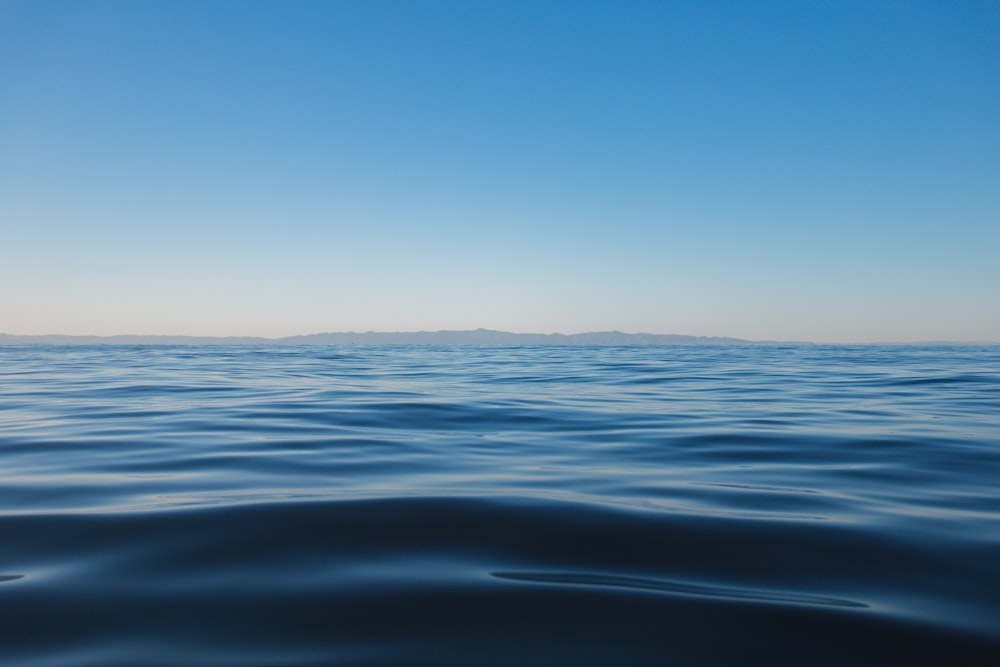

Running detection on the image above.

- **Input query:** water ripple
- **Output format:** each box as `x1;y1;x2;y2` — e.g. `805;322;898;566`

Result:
1;343;999;665
491;571;868;608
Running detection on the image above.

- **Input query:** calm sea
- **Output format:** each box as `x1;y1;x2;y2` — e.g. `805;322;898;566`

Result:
1;344;998;666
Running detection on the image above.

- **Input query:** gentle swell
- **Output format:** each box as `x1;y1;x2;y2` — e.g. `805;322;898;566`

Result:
1;344;999;666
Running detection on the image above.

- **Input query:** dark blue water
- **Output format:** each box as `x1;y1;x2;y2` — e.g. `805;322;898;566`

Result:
1;344;999;666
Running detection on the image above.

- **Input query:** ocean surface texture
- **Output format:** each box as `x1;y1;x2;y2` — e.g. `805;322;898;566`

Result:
1;344;998;666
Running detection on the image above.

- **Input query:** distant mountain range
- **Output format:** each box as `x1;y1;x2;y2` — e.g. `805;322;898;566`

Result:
0;329;756;346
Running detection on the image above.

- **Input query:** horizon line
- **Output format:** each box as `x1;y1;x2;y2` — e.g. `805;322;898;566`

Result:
1;329;997;346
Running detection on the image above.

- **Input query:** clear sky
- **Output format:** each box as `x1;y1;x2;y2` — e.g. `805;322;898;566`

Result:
2;0;998;342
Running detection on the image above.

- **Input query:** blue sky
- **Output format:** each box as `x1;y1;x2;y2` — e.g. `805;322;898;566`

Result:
2;0;998;342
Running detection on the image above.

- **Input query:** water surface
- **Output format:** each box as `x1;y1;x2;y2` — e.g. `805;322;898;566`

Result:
1;344;998;665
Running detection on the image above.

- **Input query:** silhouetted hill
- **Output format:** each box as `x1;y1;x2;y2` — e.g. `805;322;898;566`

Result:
0;329;752;345
277;329;752;345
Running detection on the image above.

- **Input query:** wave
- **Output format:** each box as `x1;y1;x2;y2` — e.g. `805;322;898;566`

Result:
1;344;998;665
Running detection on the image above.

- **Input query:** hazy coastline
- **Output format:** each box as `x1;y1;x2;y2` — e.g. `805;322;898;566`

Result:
1;330;995;346
0;329;752;346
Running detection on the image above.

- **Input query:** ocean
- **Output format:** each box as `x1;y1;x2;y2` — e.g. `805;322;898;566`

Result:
1;344;998;666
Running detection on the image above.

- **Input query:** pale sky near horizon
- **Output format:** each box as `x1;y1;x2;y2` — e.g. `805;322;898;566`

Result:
2;0;998;342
